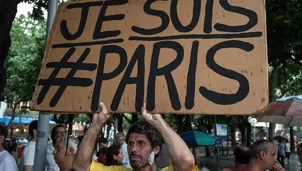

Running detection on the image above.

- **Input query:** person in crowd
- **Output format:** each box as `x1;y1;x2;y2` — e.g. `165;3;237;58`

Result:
277;140;286;167
53;136;78;171
155;143;171;168
285;140;290;163
234;146;250;171
51;124;66;147
97;137;108;164
21;120;38;171
243;139;276;171
46;124;66;171
72;102;195;171
0;125;17;171
297;143;302;171
104;145;124;166
222;145;250;171
114;132;131;168
270;163;285;171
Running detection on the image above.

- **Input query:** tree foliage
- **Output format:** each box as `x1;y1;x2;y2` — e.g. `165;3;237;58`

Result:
4;14;46;126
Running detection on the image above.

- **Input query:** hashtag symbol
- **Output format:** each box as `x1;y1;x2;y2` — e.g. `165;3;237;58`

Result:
37;47;97;107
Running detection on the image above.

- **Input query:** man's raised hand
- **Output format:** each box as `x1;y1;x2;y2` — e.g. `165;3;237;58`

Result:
91;102;111;130
141;103;163;124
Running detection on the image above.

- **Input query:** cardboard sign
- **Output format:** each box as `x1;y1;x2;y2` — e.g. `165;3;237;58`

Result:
31;0;268;114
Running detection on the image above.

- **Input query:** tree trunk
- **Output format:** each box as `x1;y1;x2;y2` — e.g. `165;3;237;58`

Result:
205;127;212;157
0;0;19;100
7;103;18;136
117;115;123;132
268;66;279;141
131;114;138;123
238;124;246;145
174;115;184;134
183;115;193;131
246;122;252;147
268;123;275;141
7;105;16;127
290;127;295;153
229;125;237;150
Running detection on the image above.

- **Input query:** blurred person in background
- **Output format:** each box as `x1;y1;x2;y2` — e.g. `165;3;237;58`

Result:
20;120;38;171
104;145;124;166
285;140;290;163
97;137;108;164
46;124;66;171
0;125;17;171
53;136;78;171
114;132;131;168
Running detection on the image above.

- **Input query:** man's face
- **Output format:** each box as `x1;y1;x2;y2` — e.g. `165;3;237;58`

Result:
53;141;67;164
100;142;107;149
53;141;74;166
262;143;277;169
127;133;159;169
55;127;65;142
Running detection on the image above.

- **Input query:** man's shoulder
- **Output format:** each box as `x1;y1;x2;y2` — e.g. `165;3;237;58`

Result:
24;142;35;153
2;150;15;160
2;151;17;166
91;161;132;171
161;164;198;171
25;141;36;149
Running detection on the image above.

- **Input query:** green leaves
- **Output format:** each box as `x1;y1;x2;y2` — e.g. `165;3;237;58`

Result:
4;14;46;104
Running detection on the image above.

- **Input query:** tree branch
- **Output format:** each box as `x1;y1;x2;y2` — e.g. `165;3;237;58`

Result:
122;114;132;124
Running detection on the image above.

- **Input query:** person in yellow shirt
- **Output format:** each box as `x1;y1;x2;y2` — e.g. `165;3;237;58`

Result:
72;102;195;171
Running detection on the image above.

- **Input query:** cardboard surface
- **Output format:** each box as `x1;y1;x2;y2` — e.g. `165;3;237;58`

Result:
31;0;268;114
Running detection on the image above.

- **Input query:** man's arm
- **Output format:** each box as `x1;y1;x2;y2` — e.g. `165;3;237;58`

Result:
24;166;33;171
141;104;195;171
23;144;35;171
72;102;111;171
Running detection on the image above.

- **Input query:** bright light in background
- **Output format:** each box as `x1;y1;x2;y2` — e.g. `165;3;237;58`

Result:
17;3;33;17
17;2;47;18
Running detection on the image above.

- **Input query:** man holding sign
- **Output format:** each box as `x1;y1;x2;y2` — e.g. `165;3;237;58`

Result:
72;102;195;171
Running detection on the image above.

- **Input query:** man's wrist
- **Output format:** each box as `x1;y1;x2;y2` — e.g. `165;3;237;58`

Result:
150;118;167;133
89;124;103;133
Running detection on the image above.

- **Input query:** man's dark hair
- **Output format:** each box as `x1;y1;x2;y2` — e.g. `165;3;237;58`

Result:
126;121;162;156
234;146;251;164
250;139;272;159
0;125;8;139
51;124;65;145
29;120;38;138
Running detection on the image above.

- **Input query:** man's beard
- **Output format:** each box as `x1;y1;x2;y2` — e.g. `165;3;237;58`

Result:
130;155;149;169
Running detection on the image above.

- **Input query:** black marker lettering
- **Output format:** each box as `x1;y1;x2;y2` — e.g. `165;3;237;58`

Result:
91;45;127;112
203;0;214;33
185;41;199;110
37;48;96;107
60;1;103;40
199;40;253;104
170;0;201;32
93;0;127;39
147;41;183;111
214;0;258;32
132;1;169;35
111;45;145;112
